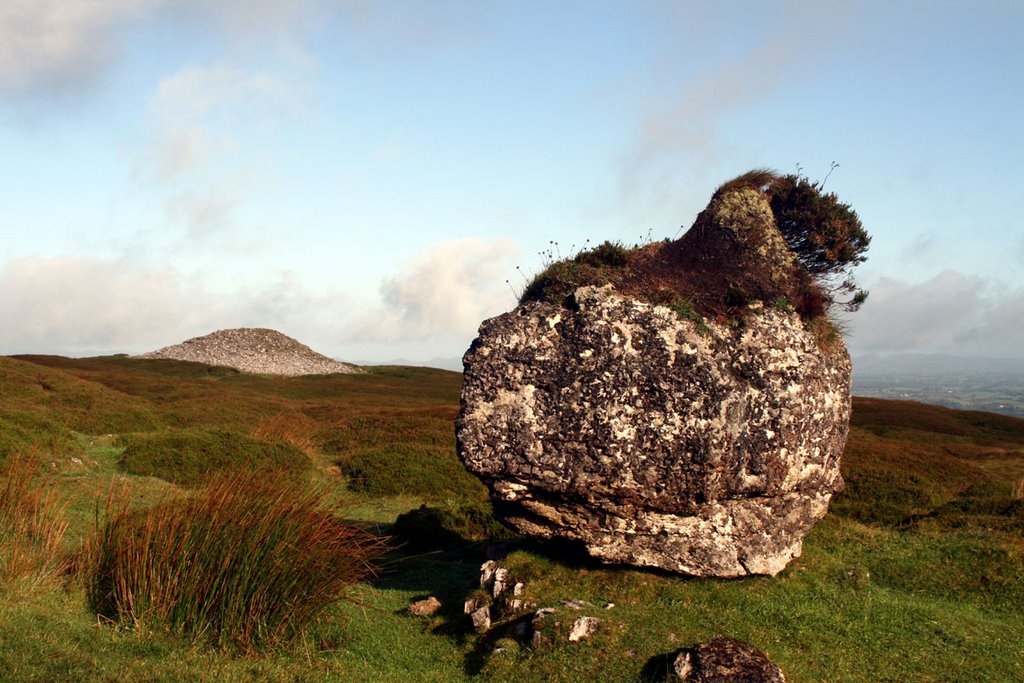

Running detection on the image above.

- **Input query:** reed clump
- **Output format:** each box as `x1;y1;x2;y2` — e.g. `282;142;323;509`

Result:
81;469;388;652
0;453;69;590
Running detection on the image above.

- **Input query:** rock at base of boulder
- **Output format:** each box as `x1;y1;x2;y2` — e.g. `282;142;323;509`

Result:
671;637;786;682
407;596;442;617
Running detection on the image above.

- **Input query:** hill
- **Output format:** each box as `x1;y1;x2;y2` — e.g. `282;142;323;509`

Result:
853;353;1024;417
136;327;361;376
0;355;1021;682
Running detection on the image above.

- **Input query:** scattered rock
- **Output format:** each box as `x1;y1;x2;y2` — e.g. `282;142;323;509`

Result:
480;560;499;588
670;637;786;682
560;599;592;610
464;595;488;616
136;328;361;376
567;616;600;643
492;567;510;597
408;596;442;617
470;606;491;633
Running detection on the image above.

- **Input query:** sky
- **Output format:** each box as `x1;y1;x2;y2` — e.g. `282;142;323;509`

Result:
2;0;1022;365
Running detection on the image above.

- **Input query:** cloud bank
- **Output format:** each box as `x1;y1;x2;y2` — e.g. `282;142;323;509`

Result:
0;237;519;361
847;270;1024;358
356;237;519;343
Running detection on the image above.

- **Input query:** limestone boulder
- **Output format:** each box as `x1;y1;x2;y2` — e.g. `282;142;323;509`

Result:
456;284;850;577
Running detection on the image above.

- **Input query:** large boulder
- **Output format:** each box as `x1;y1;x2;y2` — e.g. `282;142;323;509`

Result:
456;175;857;577
457;285;849;576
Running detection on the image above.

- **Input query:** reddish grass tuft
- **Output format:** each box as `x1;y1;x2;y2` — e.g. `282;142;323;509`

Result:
0;453;69;590
253;410;318;454
81;469;389;651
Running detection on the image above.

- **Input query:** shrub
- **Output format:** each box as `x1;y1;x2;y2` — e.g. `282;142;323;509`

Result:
253;410;318;454
336;443;488;503
392;502;515;552
118;428;310;487
711;168;870;315
0;454;69;590
766;173;870;312
81;469;389;652
519;241;636;305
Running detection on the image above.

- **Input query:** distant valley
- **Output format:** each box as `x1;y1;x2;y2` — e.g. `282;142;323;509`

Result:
853;353;1024;418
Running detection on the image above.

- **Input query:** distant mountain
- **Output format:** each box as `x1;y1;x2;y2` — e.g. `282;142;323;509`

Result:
854;353;1024;376
357;357;464;372
853;353;1024;418
137;328;362;377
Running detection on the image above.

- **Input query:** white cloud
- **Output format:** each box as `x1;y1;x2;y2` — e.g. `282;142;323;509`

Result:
615;3;854;223
355;237;519;343
0;256;352;357
0;0;330;101
0;255;197;354
139;62;308;182
0;0;154;95
162;188;237;242
846;270;1024;358
0;242;520;362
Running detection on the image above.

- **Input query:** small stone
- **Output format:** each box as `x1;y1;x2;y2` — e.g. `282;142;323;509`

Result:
464;596;488;615
492;567;509;597
480;560;498;589
407;596;441;617
568;616;600;643
530;630;549;649
670;637;786;682
512;582;525;596
470;606;491;633
561;599;591;610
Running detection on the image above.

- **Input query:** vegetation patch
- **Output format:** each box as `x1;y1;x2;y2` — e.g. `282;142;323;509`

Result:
323;410;488;503
0;455;69;591
392;501;516;552
81;469;388;652
1;355;1022;681
117;428;311;487
520;169;870;337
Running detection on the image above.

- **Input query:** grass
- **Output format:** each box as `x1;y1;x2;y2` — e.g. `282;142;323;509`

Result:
0;454;69;591
81;469;389;652
0;354;1022;681
117;428;312;487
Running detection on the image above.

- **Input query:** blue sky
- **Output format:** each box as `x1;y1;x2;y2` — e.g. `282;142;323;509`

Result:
2;1;1022;363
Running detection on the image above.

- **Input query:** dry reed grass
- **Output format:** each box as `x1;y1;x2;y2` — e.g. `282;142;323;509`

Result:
0;453;69;590
81;468;389;651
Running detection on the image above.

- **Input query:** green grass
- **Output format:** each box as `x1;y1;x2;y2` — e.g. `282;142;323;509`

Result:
117;428;311;487
0;354;1022;681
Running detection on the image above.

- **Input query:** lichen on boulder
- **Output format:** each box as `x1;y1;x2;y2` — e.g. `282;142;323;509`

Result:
456;171;867;577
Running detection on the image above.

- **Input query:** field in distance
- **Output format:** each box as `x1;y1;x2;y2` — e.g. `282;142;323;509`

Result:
1;353;1022;682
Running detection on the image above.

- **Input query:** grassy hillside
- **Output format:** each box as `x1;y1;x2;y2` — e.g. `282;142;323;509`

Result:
0;355;1021;682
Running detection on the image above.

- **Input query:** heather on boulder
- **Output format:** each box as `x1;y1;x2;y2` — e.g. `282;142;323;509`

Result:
520;168;869;321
